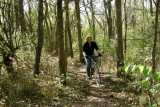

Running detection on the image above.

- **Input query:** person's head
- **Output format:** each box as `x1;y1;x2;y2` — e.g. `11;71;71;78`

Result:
85;36;92;43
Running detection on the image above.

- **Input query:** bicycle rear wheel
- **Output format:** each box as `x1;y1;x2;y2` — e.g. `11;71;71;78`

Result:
94;64;101;85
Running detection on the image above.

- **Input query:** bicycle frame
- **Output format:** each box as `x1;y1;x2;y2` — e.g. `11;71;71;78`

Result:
88;56;101;85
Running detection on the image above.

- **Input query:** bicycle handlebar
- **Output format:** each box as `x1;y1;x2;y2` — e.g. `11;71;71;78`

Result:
85;54;102;59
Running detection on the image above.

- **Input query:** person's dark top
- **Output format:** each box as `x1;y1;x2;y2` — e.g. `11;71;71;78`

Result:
83;41;98;55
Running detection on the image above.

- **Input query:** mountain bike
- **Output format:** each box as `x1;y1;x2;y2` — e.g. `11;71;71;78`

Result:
85;55;101;85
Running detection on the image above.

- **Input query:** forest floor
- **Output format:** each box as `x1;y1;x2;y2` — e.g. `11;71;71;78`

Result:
0;54;147;107
56;57;142;107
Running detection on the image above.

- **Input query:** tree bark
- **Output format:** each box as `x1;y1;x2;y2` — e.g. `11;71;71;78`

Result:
18;0;26;33
64;0;69;75
150;0;153;15
75;0;83;62
152;0;159;75
54;5;58;54
115;0;124;78
142;0;145;48
83;0;91;29
103;0;112;41
14;0;19;29
44;1;52;52
65;0;73;58
124;0;127;53
28;0;33;34
34;0;44;77
90;0;95;40
57;0;66;85
108;0;112;39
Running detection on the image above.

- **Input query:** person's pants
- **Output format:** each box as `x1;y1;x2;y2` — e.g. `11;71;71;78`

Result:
84;53;97;77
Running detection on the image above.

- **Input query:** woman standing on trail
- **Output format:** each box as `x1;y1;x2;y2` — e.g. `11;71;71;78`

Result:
83;36;101;79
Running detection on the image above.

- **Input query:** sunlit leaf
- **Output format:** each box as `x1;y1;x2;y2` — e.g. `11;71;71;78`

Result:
139;65;144;74
136;65;144;74
144;66;152;77
124;65;129;73
132;65;136;72
142;80;147;84
128;65;133;74
153;72;160;81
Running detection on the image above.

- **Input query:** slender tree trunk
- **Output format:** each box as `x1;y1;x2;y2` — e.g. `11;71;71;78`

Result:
142;0;145;48
34;0;44;77
75;0;83;62
48;8;54;51
55;5;58;54
55;27;58;54
115;0;124;78
64;0;69;74
124;0;127;53
64;0;68;55
103;0;108;41
103;0;112;41
14;0;19;29
90;0;95;40
108;0;112;40
28;0;33;34
57;0;66;85
152;0;159;75
44;1;51;52
83;0;91;29
18;0;26;33
150;0;153;15
66;0;73;58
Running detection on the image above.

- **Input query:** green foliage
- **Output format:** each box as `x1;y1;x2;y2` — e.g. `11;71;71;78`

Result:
0;72;45;106
129;80;142;92
153;72;160;81
144;66;152;77
136;65;144;74
142;79;151;90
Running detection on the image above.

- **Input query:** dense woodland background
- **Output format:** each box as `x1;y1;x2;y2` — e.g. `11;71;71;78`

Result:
0;0;160;106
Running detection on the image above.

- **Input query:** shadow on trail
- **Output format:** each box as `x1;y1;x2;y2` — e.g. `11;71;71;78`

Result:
66;62;140;107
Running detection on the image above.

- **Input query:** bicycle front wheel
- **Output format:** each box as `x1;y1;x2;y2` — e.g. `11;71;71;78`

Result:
94;64;101;85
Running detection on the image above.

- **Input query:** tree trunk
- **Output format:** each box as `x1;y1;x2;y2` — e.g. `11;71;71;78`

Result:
124;0;127;53
28;0;33;34
75;0;83;62
14;0;19;29
107;0;112;40
54;5;58;54
57;0;66;85
44;1;52;52
152;0;159;75
18;0;26;33
90;0;95;40
65;0;73;58
142;0;145;48
150;0;153;15
48;9;54;51
34;0;44;77
83;0;91;29
64;0;69;75
115;0;124;78
103;0;112;41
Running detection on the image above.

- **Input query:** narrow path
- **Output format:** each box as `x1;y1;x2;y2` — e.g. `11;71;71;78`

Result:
68;62;140;107
77;66;118;107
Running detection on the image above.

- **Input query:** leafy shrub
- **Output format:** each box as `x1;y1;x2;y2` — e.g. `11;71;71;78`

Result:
0;71;44;106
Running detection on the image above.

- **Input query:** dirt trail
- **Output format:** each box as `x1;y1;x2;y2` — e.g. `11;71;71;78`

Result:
68;62;139;107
